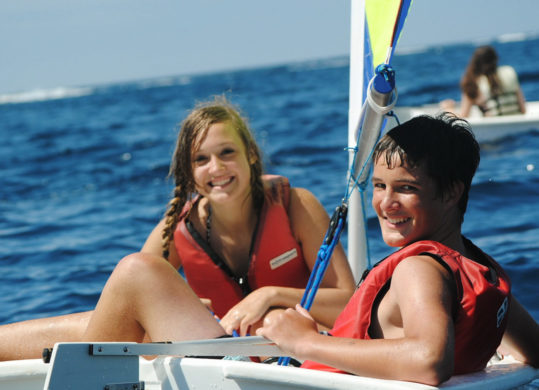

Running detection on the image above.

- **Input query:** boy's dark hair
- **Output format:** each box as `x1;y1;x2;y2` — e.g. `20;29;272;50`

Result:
373;113;480;222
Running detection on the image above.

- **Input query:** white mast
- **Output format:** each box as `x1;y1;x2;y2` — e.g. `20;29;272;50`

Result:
347;0;368;282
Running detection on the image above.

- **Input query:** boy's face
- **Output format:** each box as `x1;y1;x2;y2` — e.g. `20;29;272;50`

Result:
371;153;455;248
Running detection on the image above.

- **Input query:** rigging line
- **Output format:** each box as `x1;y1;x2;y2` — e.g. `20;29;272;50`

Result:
343;100;368;201
279;67;397;367
278;203;347;367
346;144;375;198
301;205;348;309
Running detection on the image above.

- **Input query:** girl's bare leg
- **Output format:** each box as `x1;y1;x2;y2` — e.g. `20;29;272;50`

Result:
0;311;91;361
83;252;225;342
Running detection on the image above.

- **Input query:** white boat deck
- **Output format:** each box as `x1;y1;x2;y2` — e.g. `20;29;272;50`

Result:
0;352;537;390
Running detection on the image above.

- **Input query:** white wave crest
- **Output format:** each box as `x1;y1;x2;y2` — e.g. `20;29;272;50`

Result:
0;86;93;105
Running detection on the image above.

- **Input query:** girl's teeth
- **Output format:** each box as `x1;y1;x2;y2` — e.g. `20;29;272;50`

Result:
212;178;231;186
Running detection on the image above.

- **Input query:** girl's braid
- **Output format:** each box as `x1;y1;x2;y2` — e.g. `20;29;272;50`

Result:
161;185;184;260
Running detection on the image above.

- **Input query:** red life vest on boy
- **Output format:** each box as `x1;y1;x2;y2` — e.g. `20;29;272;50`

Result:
174;175;310;318
301;239;511;375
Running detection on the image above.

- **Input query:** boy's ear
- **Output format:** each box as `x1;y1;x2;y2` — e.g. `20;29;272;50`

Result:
446;181;465;205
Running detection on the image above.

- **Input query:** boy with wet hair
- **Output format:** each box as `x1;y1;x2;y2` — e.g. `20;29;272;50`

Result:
258;114;539;385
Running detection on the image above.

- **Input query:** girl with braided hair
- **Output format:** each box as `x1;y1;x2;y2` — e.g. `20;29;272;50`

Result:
0;97;355;359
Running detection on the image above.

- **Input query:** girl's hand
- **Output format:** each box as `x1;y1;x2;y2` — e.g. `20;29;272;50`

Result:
256;304;318;359
220;287;275;336
199;298;216;318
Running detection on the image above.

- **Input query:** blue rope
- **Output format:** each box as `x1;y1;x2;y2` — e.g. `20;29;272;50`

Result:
278;203;347;366
301;209;347;310
213;313;241;337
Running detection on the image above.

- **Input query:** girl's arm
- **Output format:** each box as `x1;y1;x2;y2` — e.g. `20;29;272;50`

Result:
141;218;182;269
499;296;539;367
458;93;474;118
516;87;526;114
220;188;355;336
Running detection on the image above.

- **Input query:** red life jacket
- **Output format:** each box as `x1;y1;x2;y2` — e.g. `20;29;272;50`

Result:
301;239;511;375
174;175;310;318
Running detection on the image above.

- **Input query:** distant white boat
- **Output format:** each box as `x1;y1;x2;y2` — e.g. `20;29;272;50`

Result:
389;102;539;143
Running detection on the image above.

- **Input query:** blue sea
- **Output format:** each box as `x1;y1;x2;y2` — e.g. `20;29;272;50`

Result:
1;35;538;335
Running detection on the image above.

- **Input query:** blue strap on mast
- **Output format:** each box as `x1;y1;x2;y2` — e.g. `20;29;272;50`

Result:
277;202;348;366
300;203;348;310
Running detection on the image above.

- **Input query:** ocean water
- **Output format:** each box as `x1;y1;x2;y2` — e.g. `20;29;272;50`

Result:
1;35;538;335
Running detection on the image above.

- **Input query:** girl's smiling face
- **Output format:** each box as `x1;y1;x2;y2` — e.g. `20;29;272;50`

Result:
371;154;455;248
192;122;254;205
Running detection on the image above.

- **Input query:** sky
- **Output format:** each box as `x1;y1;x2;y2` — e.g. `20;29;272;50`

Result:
1;0;539;95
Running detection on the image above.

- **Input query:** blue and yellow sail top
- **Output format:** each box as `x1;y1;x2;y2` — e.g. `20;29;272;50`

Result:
364;0;412;74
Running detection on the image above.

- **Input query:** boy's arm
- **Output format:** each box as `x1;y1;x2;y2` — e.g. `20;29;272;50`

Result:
258;255;456;386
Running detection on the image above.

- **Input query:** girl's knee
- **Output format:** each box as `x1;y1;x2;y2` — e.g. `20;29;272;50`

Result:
113;252;172;283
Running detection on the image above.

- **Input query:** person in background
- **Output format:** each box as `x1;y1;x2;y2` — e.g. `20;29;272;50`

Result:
440;45;526;117
0;97;355;361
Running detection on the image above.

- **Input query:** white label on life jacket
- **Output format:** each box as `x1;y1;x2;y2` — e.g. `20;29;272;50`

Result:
270;248;298;270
